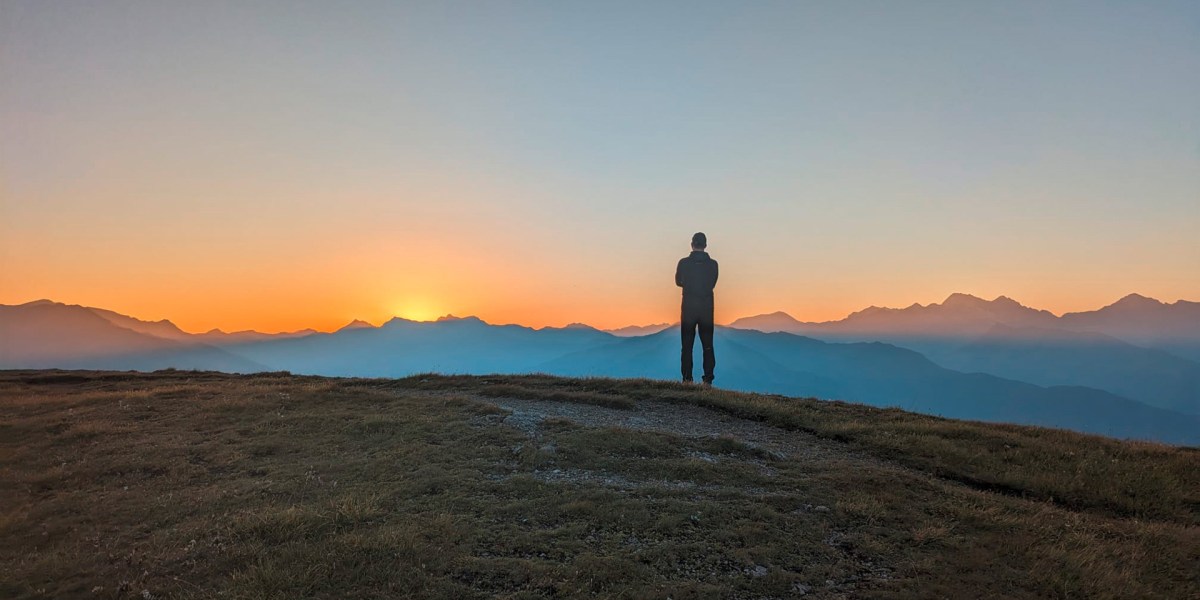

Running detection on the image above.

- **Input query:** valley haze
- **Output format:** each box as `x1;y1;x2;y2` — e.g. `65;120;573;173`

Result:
3;293;1197;446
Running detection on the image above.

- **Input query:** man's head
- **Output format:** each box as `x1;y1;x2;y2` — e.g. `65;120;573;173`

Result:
691;232;707;251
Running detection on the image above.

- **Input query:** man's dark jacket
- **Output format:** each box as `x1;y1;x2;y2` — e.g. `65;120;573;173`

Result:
675;251;719;309
676;250;718;383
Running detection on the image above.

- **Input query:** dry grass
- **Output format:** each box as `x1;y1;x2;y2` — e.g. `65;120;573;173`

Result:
387;374;1200;525
1;370;1196;599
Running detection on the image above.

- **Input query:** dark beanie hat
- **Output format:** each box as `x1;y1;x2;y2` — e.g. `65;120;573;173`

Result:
692;232;707;248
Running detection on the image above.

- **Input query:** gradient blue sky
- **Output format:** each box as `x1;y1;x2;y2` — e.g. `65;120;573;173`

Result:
2;1;1198;331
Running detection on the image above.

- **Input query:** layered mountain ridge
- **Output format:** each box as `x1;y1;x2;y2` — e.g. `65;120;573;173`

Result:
2;296;1198;444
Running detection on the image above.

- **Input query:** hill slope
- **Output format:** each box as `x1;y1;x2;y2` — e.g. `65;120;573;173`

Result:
0;371;1196;599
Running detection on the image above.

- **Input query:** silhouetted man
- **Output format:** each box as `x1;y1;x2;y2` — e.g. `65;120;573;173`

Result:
676;232;718;385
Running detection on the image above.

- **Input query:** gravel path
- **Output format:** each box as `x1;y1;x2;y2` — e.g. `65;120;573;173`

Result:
467;393;882;471
403;389;904;595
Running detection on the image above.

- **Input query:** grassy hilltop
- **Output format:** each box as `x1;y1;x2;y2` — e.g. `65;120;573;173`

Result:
1;370;1197;599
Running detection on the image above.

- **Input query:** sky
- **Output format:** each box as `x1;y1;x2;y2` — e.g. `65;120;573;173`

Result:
2;1;1198;333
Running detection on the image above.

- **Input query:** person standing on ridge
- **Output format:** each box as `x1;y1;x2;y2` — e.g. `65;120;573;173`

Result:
676;232;718;385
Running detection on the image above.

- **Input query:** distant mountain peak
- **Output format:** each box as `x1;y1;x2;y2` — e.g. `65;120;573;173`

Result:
941;292;986;307
728;313;799;334
436;314;486;324
761;311;796;318
603;322;676;337
724;309;801;324
1113;293;1162;307
383;316;412;324
338;319;375;332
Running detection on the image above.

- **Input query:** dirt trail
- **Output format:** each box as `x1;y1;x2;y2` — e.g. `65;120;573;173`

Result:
459;392;895;474
400;389;906;595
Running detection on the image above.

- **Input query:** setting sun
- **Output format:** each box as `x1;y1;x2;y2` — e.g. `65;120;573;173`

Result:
392;299;445;323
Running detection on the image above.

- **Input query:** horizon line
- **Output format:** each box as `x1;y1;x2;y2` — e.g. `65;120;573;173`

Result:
5;291;1194;337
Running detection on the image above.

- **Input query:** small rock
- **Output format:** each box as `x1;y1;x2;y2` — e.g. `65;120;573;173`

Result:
814;505;831;513
793;583;811;595
511;444;523;455
141;591;154;600
748;565;768;578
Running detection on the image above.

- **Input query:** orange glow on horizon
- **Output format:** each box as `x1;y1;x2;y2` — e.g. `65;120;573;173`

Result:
390;298;447;324
2;284;1197;336
3;183;1197;335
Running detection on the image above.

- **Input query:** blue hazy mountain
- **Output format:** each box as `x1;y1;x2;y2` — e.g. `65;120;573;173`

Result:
731;294;1200;415
1060;294;1200;362
926;325;1200;415
3;299;1198;444
730;293;1200;351
218;315;618;377
730;293;1060;339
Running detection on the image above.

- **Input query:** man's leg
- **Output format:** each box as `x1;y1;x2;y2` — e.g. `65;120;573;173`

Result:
680;314;697;382
699;314;715;385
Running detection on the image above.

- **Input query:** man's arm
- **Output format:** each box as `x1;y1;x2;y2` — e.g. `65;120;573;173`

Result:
675;259;685;287
711;260;719;289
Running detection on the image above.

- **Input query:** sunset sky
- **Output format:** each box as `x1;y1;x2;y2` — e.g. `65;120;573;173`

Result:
2;1;1198;333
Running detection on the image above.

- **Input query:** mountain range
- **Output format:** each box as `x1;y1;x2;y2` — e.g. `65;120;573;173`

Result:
2;295;1198;444
731;293;1200;355
731;293;1200;416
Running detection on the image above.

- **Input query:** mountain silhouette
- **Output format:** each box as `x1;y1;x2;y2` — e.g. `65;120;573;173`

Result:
87;305;193;340
337;319;376;332
730;293;1059;338
4;298;1198;444
1059;294;1200;360
0;301;264;372
928;324;1200;415
734;292;1200;347
731;293;1200;414
196;328;319;345
219;315;617;377
604;323;676;337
